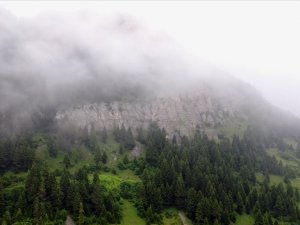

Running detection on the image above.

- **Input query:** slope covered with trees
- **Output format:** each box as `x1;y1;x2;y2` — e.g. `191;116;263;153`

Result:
1;121;300;224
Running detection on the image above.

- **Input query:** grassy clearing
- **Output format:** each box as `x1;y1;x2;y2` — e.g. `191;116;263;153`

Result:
117;169;141;182
256;172;300;195
120;200;145;225
235;214;292;225
270;175;285;186
101;136;121;166
87;169;141;191
162;208;182;225
256;172;287;186
2;171;27;193
217;119;249;139
256;172;264;183
284;138;298;149
235;214;254;225
163;215;182;225
99;174;123;190
256;172;284;186
291;178;300;189
267;148;300;169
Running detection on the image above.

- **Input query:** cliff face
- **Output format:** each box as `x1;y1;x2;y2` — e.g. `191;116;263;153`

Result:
56;86;249;137
52;76;300;140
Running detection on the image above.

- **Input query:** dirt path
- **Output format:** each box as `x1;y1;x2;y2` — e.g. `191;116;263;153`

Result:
179;211;189;225
65;216;75;225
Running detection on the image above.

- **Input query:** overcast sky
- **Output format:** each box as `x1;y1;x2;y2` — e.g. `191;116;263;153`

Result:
1;1;300;117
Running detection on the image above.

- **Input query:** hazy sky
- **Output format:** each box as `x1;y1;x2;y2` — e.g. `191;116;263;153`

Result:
1;1;300;117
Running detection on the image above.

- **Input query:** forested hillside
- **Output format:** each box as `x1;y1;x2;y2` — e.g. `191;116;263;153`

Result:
1;121;300;225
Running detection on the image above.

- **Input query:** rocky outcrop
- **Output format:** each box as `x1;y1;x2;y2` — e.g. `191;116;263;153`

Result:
56;91;245;136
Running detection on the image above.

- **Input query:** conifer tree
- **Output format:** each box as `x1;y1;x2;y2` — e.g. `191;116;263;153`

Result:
78;202;85;225
101;127;108;143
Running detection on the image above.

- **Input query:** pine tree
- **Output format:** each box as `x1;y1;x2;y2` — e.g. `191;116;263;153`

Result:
123;154;129;165
63;155;71;168
48;136;58;158
101;152;108;164
33;197;41;225
195;202;205;225
119;143;125;155
174;175;186;209
72;184;81;217
91;173;105;216
125;127;135;149
94;146;102;166
236;192;244;214
78;202;85;225
3;210;11;225
186;188;198;219
255;210;264;225
14;208;23;222
60;170;71;210
0;184;4;216
101;127;108;143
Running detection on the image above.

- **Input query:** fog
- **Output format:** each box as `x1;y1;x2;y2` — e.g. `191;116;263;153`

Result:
0;6;214;133
0;1;300;134
0;8;191;111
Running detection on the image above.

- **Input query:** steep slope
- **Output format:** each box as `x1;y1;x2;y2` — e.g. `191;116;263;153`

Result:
54;77;262;137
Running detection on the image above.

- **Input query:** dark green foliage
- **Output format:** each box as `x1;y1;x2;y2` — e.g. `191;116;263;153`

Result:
0;137;35;173
47;136;58;158
1;163;121;224
100;127;108;144
137;124;300;224
63;155;71;168
113;124;135;150
1;122;300;224
101;152;108;164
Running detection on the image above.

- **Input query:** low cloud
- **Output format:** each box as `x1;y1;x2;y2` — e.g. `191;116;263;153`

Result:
0;8;206;133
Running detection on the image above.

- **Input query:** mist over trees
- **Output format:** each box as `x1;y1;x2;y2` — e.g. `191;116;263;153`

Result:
0;5;300;225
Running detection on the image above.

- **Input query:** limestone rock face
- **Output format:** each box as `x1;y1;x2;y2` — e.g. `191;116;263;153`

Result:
55;76;269;137
56;91;246;136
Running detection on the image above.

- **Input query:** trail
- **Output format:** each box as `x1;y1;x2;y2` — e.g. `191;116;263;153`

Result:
179;211;189;225
65;216;75;225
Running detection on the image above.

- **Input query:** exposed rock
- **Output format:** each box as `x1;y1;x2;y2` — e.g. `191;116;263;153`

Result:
131;145;142;157
65;216;75;225
56;90;246;136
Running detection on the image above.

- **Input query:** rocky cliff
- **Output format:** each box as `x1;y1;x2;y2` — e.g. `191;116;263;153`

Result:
55;78;256;137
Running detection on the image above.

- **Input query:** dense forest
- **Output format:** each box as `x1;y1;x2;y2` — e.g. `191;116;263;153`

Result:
1;122;300;225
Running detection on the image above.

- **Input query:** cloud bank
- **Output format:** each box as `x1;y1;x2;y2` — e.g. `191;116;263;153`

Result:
0;8;207;133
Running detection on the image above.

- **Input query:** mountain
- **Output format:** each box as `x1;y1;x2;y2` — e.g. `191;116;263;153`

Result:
1;10;300;225
55;74;300;141
0;10;299;140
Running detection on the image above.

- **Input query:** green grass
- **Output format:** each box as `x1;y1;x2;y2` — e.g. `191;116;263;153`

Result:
87;170;141;191
291;178;300;189
2;171;27;193
120;200;145;225
117;169;141;182
256;172;265;183
256;172;287;186
217;119;249;139
267;148;299;168
235;214;254;225
45;154;65;171
99;174;123;190
163;215;182;225
162;208;182;225
270;175;284;186
235;214;293;225
256;172;300;194
100;136;121;166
